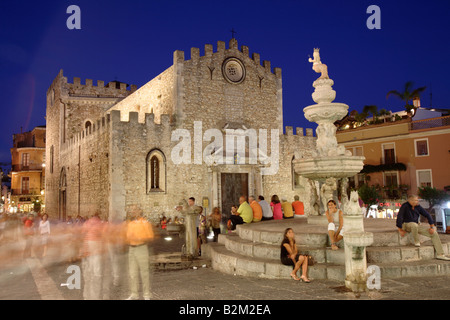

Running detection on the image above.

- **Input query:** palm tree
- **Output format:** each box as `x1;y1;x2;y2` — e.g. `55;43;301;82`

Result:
362;105;379;123
386;81;426;114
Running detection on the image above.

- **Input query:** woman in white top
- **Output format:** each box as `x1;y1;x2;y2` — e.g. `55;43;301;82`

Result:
325;200;344;250
39;214;51;257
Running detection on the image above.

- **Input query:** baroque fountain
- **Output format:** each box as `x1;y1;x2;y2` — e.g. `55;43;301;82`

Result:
294;48;373;292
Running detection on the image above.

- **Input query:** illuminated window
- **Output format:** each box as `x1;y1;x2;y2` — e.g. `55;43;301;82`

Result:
414;139;429;157
417;169;432;188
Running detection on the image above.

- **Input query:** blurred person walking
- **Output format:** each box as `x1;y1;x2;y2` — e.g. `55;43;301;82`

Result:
80;211;105;300
22;214;35;259
126;206;154;300
38;213;50;258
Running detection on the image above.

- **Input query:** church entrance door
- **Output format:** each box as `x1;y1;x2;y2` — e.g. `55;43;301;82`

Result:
220;173;248;223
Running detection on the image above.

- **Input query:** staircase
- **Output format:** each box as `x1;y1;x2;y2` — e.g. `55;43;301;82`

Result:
203;218;450;280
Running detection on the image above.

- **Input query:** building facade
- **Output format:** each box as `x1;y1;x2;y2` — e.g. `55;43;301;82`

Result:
10;126;46;213
337;113;450;200
45;39;317;223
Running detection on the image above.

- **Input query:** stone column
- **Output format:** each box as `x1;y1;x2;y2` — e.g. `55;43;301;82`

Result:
343;191;373;293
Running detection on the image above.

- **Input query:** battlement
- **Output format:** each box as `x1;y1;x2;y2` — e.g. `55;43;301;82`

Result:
66;76;138;93
61;113;112;153
284;126;316;137
109;109;172;127
174;39;281;78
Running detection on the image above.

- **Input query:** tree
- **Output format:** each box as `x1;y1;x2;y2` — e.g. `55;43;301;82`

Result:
362;105;379;121
386;81;426;114
358;184;381;208
418;186;450;210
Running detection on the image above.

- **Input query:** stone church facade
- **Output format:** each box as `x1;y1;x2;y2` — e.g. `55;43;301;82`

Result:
45;38;317;223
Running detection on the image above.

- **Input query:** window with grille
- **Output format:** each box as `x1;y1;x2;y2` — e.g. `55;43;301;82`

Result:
415;139;429;156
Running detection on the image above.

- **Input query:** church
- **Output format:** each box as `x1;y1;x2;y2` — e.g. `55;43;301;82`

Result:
44;38;317;223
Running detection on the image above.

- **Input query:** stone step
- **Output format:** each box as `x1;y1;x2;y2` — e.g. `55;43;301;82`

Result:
235;219;447;247
236;224;328;246
205;241;450;281
374;259;450;279
221;232;345;265
205;242;345;281
367;242;450;264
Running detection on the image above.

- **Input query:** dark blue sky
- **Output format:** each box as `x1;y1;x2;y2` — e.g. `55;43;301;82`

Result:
1;0;449;163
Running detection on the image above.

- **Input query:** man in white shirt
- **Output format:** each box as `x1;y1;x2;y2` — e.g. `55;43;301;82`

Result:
258;195;273;220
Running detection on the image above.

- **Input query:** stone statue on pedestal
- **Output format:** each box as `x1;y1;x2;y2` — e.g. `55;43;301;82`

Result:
320;177;337;212
176;199;202;259
308;48;329;80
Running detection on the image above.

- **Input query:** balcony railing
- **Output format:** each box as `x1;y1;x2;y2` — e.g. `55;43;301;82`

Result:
410;115;450;131
11;164;44;172
11;188;42;196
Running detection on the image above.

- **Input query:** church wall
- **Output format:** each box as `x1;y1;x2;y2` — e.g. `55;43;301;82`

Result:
109;110;215;223
107;66;175;124
174;39;283;135
45;70;136;220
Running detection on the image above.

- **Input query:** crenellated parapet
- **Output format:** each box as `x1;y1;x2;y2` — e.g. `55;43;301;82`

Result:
60;113;111;154
63;74;137;99
174;38;282;79
283;126;316;137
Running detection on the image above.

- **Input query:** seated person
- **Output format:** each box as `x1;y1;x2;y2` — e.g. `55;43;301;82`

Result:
237;196;253;224
249;195;262;222
281;199;294;219
292;195;304;217
397;195;450;261
325;200;344;250
258;195;273;220
227;205;243;231
280;228;310;282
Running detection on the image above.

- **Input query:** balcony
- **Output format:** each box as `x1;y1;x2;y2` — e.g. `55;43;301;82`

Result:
410;115;450;131
11;188;42;196
11;164;44;172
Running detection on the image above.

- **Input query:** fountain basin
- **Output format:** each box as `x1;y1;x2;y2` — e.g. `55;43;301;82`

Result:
294;155;365;180
343;232;374;247
303;103;349;123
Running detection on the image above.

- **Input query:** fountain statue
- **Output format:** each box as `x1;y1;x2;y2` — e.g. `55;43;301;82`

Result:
294;49;373;292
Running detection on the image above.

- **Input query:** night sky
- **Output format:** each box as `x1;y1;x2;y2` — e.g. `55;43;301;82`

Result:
1;0;449;164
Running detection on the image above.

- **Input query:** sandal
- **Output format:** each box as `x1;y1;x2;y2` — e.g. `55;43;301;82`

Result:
300;276;311;283
331;243;339;251
290;273;301;281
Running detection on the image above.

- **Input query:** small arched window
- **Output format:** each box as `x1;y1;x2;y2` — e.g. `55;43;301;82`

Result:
150;155;160;189
146;149;166;193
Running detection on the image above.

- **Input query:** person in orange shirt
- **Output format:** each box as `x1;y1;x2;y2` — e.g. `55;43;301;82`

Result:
126;205;154;300
249;196;262;222
292;195;305;217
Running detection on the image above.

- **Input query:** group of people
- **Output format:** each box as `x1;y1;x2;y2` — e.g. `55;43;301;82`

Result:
281;194;450;282
227;195;305;231
2;192;448;296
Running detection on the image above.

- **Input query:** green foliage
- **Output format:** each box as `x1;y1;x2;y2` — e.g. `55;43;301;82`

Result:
418;186;450;209
358;184;381;207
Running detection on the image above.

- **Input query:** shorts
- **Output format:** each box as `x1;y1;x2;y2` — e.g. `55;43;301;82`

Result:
328;222;344;234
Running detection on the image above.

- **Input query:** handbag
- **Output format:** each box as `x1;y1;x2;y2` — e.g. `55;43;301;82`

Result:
306;255;316;266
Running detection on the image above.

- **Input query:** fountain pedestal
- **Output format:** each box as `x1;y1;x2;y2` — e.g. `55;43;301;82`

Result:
295;49;370;292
